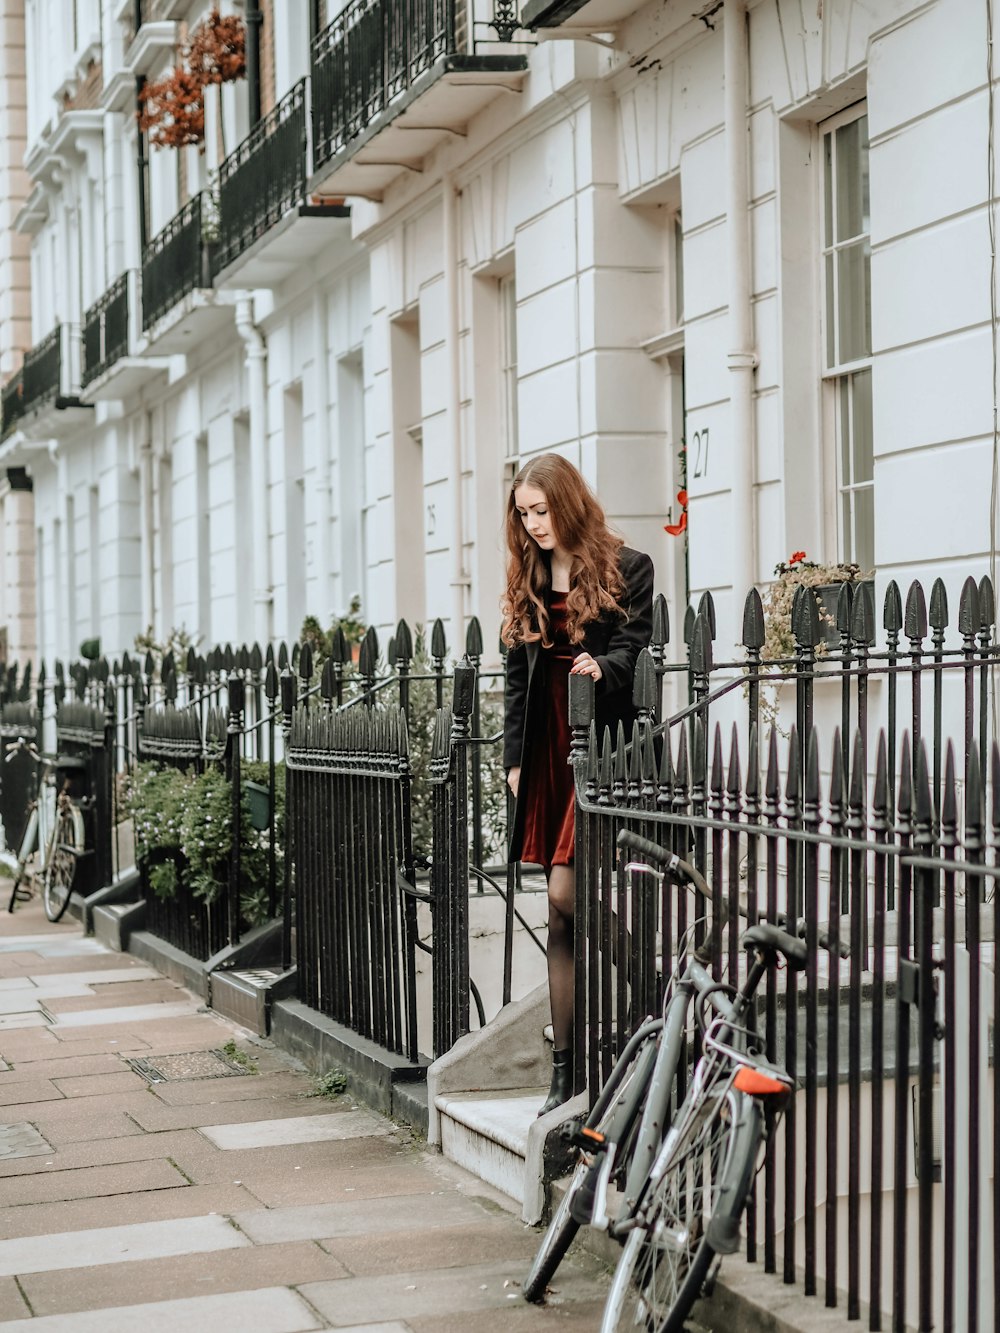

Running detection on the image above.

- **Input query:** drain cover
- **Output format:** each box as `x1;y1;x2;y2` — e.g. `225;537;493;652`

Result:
127;1049;250;1083
0;1122;54;1160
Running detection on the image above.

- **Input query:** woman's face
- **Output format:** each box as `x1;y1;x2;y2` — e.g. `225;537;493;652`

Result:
514;483;560;553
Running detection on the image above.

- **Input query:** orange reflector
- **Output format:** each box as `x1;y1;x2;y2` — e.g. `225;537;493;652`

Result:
734;1066;788;1096
581;1128;605;1144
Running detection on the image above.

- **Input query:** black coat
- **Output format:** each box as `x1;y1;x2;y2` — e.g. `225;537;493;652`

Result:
503;546;654;861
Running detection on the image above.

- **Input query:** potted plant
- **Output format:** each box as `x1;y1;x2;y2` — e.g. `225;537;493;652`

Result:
137;8;246;152
760;551;873;661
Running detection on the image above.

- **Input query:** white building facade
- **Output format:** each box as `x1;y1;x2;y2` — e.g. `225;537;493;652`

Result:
0;0;994;671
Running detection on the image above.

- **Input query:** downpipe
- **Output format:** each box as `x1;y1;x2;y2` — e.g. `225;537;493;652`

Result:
442;173;469;647
725;0;757;606
235;296;274;644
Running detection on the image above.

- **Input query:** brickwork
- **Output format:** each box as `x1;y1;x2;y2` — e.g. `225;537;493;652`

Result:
260;0;275;117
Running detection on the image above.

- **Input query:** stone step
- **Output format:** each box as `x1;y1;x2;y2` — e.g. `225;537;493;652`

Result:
435;1087;546;1205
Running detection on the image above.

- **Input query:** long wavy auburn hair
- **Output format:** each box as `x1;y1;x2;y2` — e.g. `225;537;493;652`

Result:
501;455;626;649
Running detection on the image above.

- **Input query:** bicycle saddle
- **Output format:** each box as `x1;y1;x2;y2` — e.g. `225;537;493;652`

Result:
741;924;808;970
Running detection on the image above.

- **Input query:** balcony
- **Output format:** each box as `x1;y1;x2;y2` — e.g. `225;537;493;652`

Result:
0;327;93;446
141;194;232;354
310;0;529;203
81;272;170;403
519;0;636;31
212;80;352;289
0;372;24;444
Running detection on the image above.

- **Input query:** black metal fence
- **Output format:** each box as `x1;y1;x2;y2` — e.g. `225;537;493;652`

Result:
311;0;459;168
214;79;307;276
568;572;1000;1330
55;699;115;899
0;700;38;854
141;194;210;331
83;274;129;386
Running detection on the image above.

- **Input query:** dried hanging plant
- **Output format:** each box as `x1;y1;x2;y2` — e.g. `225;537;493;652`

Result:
136;8;246;151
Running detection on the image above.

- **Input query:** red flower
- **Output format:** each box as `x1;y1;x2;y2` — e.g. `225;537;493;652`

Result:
664;489;688;538
789;551;806;565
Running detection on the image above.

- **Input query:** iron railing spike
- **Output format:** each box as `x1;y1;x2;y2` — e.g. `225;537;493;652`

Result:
683;604;696;646
676;725;689;790
914;741;933;826
829;727;844;808
765;728;780;800
278;641;289;669
431;618;447;661
941;741;958;826
651;593;669;647
249;643;263;671
727;721;741;795
873;730;888;814
805;728;820;806
785;726;800;802
465;616;483;657
395;619;413;663
746;723;759;798
742;587;765;649
928;577;949;631
835;581;853;635
849;729;866;809
793;586;821;647
710;723;724;795
632;649;656;713
697;590;717;639
966;741;983;831
299;641;313;682
958;576;980;637
904;581;928;641
658;725;673;789
883;580;903;634
978;574;996;630
264;661;278;699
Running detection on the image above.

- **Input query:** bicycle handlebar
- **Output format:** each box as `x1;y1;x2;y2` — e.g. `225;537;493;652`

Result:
3;739;40;764
616;828;851;959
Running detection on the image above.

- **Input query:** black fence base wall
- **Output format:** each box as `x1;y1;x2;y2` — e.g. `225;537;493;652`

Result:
92;900;146;952
270;998;430;1132
127;929;210;998
205;919;285;976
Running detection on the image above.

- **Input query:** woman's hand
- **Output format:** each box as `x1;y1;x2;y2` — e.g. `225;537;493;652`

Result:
570;652;603;682
507;766;521;798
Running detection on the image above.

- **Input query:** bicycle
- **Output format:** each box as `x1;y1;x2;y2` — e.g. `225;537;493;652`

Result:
4;740;86;923
523;827;843;1333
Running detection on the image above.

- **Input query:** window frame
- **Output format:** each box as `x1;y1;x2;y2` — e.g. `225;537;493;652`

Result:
818;99;874;571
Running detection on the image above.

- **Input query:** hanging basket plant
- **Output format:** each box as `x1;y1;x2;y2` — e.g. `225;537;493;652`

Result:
137;7;246;151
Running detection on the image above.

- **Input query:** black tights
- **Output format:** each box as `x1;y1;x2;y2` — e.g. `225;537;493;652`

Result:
546;863;575;1050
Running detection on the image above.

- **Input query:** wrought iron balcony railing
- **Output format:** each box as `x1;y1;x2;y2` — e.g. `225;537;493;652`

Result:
213;79;308;277
312;0;461;169
22;328;62;414
83;274;130;386
0;370;24;442
141;194;210;331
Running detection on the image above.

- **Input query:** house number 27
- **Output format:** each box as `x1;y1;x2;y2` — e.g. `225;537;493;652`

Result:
691;427;710;479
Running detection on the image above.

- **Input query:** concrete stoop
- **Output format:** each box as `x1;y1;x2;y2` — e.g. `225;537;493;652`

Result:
427;982;590;1221
436;1088;544;1203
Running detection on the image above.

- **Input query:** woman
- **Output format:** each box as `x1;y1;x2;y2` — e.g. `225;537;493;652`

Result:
502;455;654;1115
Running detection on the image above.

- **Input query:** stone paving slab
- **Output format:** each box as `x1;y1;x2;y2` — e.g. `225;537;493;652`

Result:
0;1128;208;1179
235;1160;448;1209
42;982;182;1011
46;1001;203;1028
0;1213;250;1276
0;1278;27;1323
8;967;163;988
0;1052;128;1083
1;1157;185;1206
129;1096;348;1133
0;1080;62;1108
50;1070;147;1097
164;1132;407;1185
0;1285;323;1332
199;1109;391;1150
5;1088;154;1123
3;1033;149;1060
0;1181;263;1240
0;1013;48;1032
148;1070;312;1105
299;1260;609;1326
35;1112;145;1147
18;1239;351;1317
319;1217;540;1277
233;1192;501;1246
406;1296;611;1331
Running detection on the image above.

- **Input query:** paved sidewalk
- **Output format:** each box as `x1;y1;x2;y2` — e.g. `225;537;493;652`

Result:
0;894;608;1331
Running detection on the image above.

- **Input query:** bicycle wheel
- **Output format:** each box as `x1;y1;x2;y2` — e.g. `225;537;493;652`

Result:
523;1032;658;1303
601;1087;753;1333
42;808;80;923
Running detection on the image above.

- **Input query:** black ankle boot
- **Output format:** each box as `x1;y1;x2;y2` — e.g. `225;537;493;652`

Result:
538;1048;572;1117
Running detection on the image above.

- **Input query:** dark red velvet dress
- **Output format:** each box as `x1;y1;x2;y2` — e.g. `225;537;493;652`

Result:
519;592;576;871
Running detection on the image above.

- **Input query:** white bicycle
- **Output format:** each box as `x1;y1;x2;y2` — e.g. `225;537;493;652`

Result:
4;741;86;923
